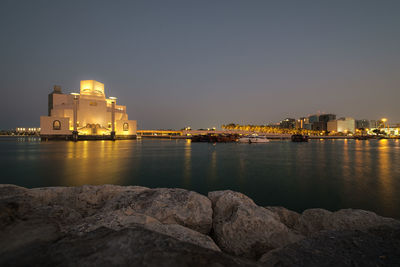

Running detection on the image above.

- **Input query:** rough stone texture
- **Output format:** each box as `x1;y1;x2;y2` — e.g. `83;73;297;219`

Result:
265;206;301;229
0;227;260;267
294;208;400;236
103;188;213;234
0;184;216;252
2;184;400;266
69;209;220;251
209;190;303;259
31;184;149;216
259;225;400;267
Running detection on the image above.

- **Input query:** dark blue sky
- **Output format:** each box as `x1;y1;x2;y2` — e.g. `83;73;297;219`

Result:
1;0;399;129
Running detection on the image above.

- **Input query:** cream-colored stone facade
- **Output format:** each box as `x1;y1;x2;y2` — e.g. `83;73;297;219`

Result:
40;80;137;138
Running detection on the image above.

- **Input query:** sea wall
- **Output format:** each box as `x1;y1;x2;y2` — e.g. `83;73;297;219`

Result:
1;184;399;266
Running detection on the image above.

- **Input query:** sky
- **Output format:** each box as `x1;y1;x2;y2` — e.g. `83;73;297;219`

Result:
1;0;399;130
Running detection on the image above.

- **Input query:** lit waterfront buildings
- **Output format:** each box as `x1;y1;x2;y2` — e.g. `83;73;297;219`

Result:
327;117;356;134
355;119;370;129
40;80;137;140
16;127;41;134
280;118;296;129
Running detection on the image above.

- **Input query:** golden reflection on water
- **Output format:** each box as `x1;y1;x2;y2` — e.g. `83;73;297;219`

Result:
208;146;218;183
183;139;192;187
63;141;130;185
377;139;394;214
342;139;351;179
354;140;371;179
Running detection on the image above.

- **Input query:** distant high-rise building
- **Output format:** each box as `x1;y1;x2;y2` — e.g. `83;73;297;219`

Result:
312;121;327;131
355;119;370;129
369;120;378;128
327;117;356;133
319;114;336;123
308;114;319;123
280;118;296;129
296;117;308;129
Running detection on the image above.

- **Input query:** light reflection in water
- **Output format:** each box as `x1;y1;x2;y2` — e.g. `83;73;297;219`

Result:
63;141;129;185
377;139;394;215
183;139;191;187
2;138;400;219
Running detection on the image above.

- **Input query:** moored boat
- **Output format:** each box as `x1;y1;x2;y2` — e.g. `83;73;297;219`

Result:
291;134;308;142
238;136;270;143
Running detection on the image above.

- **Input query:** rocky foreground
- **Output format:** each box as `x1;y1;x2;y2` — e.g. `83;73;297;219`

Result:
1;185;399;266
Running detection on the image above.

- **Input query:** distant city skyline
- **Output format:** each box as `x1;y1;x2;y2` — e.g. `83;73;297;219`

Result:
1;0;400;129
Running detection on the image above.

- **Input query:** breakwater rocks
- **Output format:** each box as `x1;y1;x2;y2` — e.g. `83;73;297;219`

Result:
1;185;399;266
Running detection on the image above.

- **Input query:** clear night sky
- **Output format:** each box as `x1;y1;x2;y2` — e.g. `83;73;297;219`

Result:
1;0;399;129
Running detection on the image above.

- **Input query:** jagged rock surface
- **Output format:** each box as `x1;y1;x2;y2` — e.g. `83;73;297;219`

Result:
1;184;400;266
208;190;303;259
0;184;216;252
259;226;400;267
0;227;259;267
294;208;400;236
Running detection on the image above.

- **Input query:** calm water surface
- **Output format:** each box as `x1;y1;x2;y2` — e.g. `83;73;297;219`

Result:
1;137;400;218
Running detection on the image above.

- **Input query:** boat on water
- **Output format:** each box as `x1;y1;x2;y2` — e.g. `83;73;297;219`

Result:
238;136;270;143
291;134;309;142
191;134;238;143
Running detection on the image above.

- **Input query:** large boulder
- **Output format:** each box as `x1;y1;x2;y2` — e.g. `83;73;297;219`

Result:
3;185;213;235
1;185;215;250
259;225;400;266
265;206;301;229
68;209;220;251
103;188;213;234
0;227;260;267
208;190;303;259
294;208;400;236
30;185;148;216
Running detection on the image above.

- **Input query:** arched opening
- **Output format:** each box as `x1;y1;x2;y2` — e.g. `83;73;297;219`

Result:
53;120;61;130
123;123;129;131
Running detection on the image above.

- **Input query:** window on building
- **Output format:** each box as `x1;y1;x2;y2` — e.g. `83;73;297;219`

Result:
123;123;129;131
53;120;61;130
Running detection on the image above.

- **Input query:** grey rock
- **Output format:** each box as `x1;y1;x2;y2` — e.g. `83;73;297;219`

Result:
259;225;400;267
30;184;148;216
0;227;260;267
265;206;301;229
69;209;220;251
104;187;213;234
209;190;303;259
295;208;400;236
0;185;216;251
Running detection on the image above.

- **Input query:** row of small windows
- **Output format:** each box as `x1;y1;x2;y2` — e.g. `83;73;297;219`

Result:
53;120;129;131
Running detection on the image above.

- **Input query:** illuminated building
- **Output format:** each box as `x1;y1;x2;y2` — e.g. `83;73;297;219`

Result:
40;80;137;140
327;117;355;134
15;128;41;134
280;118;296;129
355;119;370;129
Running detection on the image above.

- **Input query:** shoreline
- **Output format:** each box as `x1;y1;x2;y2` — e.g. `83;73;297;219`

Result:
1;184;399;266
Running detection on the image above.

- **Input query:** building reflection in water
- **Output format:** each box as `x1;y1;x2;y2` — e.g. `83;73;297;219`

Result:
210;148;218;180
342;139;351;179
62;140;133;186
377;139;394;215
182;139;192;187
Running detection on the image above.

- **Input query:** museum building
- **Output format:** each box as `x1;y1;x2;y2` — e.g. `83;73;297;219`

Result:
40;80;137;140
